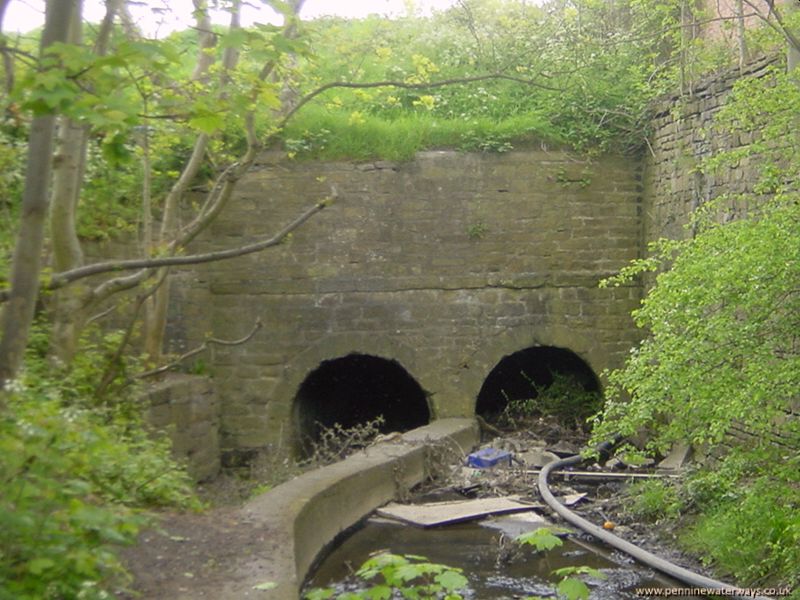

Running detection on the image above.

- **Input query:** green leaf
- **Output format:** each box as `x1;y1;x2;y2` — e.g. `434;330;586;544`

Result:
222;28;250;50
28;557;56;575
435;570;468;591
404;554;429;561
553;566;606;580
556;577;590;600
365;584;392;599
189;111;225;134
516;527;564;551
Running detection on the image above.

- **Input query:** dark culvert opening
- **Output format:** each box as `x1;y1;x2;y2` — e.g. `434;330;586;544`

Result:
293;353;430;456
476;346;601;430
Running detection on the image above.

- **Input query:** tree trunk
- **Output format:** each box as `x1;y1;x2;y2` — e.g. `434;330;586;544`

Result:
788;1;800;72
50;3;87;364
0;0;80;390
0;0;14;93
734;0;748;74
49;0;122;364
142;0;224;362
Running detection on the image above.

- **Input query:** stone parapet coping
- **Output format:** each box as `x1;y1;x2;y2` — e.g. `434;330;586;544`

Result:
205;418;479;600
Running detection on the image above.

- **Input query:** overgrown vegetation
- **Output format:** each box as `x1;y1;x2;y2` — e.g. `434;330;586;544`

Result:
283;3;671;159
0;324;197;599
500;373;603;431
592;65;800;592
304;528;606;600
624;455;800;593
1;0;798;596
304;552;469;600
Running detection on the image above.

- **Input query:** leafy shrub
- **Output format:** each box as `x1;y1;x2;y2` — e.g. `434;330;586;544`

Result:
304;552;469;600
516;528;607;600
0;325;198;599
501;373;602;431
592;67;800;590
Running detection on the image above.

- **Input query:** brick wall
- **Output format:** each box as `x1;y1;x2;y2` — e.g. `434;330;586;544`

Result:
144;374;220;481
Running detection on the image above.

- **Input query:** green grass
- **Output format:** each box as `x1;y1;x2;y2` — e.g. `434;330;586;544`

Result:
626;479;684;521
621;454;800;594
680;475;800;590
280;104;561;161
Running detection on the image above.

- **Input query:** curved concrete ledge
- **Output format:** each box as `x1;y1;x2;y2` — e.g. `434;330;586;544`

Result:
209;418;479;599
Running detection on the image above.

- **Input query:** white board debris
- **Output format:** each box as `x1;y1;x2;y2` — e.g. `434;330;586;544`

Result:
377;496;539;527
560;492;587;506
480;511;550;537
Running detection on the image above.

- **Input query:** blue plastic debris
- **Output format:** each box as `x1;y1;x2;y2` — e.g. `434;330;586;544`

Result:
466;448;513;469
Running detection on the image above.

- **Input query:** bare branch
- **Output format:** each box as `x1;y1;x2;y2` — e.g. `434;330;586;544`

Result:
94;270;169;397
94;0;122;54
137;317;262;379
171;0;302;249
0;200;329;303
81;0;303;328
85;267;153;309
85;305;117;326
741;0;800;53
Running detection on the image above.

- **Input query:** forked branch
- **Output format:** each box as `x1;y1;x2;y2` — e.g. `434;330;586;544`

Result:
137;317;263;379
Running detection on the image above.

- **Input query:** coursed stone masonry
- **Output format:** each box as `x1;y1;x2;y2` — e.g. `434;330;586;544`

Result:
143;374;221;481
642;54;780;242
170;148;644;456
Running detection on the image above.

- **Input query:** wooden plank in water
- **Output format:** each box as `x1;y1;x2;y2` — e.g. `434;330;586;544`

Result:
377;497;538;528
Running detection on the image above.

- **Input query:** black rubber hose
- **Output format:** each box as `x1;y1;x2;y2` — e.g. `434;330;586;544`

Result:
538;450;773;600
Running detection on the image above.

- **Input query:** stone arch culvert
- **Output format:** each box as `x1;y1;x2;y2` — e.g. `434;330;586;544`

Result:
475;345;602;426
292;353;431;456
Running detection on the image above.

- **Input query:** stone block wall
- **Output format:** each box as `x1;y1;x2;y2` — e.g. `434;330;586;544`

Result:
143;374;220;481
88;54;783;468
642;54;780;243
174;148;645;454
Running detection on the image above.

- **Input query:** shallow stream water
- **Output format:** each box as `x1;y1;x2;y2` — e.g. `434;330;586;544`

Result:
305;515;690;599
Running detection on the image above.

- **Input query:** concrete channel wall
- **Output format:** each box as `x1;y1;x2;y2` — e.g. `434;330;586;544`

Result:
194;418;479;600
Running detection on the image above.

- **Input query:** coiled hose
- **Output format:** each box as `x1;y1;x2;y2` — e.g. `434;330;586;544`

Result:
537;445;772;600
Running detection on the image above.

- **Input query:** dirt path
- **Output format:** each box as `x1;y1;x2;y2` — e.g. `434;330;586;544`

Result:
119;505;285;599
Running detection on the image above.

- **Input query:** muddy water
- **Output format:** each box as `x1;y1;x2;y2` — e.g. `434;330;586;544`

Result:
305;516;686;599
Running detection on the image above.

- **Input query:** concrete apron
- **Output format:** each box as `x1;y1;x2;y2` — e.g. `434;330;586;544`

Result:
211;418;479;600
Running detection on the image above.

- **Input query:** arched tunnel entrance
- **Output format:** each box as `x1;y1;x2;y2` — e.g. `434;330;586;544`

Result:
476;346;601;428
293;353;431;455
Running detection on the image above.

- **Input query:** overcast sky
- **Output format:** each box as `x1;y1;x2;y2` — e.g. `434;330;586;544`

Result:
4;0;462;35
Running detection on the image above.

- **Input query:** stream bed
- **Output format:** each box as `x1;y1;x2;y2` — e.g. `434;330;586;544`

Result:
304;513;691;599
